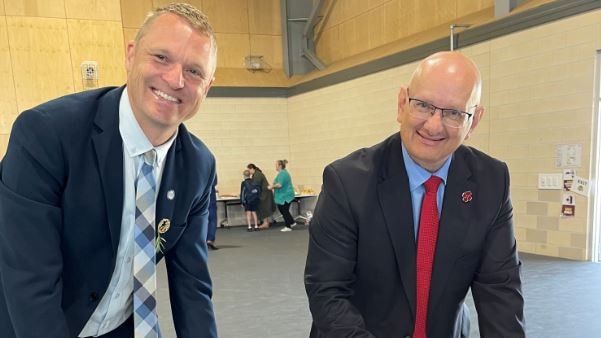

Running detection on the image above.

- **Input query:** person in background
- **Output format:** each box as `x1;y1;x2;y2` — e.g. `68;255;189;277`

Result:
247;163;276;229
269;159;296;232
0;3;218;338
304;51;525;337
206;178;219;250
241;169;261;231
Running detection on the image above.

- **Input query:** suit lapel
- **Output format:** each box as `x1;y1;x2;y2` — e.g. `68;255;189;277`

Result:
91;87;125;256
429;147;474;311
155;131;181;259
377;134;418;318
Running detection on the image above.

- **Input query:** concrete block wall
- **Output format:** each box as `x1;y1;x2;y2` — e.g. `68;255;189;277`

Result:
186;97;289;195
286;9;601;260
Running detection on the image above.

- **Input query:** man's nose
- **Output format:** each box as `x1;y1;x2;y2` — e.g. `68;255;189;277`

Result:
423;109;445;129
163;64;185;89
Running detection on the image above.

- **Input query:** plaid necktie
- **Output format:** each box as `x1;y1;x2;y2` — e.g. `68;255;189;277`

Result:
133;150;158;338
413;175;442;338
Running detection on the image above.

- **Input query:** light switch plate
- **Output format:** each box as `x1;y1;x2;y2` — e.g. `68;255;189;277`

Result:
538;173;563;190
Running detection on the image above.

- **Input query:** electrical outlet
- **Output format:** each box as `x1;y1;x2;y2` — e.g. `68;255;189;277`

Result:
81;61;98;80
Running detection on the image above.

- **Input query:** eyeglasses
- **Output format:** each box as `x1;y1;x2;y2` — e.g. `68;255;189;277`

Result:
407;97;475;128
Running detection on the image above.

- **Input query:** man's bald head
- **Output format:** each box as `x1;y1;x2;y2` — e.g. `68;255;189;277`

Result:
409;52;482;108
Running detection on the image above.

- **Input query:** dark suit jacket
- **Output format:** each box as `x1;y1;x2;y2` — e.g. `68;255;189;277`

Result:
0;87;218;338
304;133;525;338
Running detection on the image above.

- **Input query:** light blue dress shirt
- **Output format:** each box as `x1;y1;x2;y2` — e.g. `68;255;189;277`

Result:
79;87;176;337
401;143;452;239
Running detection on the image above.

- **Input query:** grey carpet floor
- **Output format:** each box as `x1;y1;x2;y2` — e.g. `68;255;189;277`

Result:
157;224;601;338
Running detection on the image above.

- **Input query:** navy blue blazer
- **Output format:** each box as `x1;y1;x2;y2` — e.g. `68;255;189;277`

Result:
0;86;218;337
305;133;525;338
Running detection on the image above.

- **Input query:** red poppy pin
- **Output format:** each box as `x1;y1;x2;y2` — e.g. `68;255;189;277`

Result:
461;191;473;203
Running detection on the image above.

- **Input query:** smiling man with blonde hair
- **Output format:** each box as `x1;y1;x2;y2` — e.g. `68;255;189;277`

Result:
0;3;218;337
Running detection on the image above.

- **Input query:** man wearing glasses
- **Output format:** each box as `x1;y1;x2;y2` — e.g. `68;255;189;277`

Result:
305;52;525;338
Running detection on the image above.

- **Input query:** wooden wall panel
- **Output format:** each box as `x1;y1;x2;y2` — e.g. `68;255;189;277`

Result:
152;0;202;10
215;33;250;68
120;0;153;28
0;18;17;135
401;1;443;36
322;0;343;28
368;0;388;9
383;0;404;42
250;34;282;69
317;0;496;65
123;27;138;45
213;67;289;87
339;18;359;59
65;0;121;21
433;0;457;26
202;0;249;34
248;0;280;35
457;0;494;17
6;17;74;111
354;12;370;53
0;1;5;15
367;5;386;50
316;25;339;64
342;0;369;21
68;20;126;92
5;0;66;18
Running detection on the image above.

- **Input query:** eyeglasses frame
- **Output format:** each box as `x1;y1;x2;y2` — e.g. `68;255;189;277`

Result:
406;96;477;128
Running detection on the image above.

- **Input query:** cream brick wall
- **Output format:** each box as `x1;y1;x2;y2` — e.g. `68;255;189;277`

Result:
186;97;289;196
287;9;601;260
2;6;601;260
288;66;407;189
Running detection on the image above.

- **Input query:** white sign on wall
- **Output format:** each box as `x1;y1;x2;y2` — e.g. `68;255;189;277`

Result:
555;144;582;168
571;176;590;197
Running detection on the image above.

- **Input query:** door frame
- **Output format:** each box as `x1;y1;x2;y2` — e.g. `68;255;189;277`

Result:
588;50;601;262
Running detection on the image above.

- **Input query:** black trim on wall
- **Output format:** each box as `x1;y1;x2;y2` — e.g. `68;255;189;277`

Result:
207;0;601;99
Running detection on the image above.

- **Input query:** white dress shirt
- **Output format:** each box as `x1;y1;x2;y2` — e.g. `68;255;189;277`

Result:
79;87;176;337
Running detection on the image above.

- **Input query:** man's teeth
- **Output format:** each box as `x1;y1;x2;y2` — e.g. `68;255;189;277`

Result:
154;89;178;102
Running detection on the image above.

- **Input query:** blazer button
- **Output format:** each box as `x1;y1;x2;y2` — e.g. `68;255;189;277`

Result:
89;292;99;302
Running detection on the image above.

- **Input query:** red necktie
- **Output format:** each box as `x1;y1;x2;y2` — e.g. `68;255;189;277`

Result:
413;175;442;338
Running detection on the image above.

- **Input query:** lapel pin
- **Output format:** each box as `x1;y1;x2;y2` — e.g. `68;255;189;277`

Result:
167;189;175;200
155;218;171;254
461;191;473;203
158;218;171;234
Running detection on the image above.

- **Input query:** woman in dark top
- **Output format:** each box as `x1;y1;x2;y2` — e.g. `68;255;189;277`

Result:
247;163;276;229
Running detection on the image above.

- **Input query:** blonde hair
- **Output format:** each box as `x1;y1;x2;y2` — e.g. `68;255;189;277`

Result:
243;169;251;178
135;3;217;70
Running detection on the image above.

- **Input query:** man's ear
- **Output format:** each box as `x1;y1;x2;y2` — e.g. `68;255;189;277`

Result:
124;41;135;72
204;77;215;97
397;86;408;124
464;105;485;140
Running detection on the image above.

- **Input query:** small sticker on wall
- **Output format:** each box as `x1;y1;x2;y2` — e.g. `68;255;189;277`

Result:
563;168;575;191
561;204;575;217
561;192;576;217
570;176;589;197
562;192;575;206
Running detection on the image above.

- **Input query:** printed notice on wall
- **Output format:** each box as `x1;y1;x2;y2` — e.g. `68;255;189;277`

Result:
570;176;589;197
555;144;582;168
562;168;575;191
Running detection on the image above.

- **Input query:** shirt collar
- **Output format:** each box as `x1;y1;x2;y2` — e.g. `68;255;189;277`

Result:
401;141;452;192
119;87;177;167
